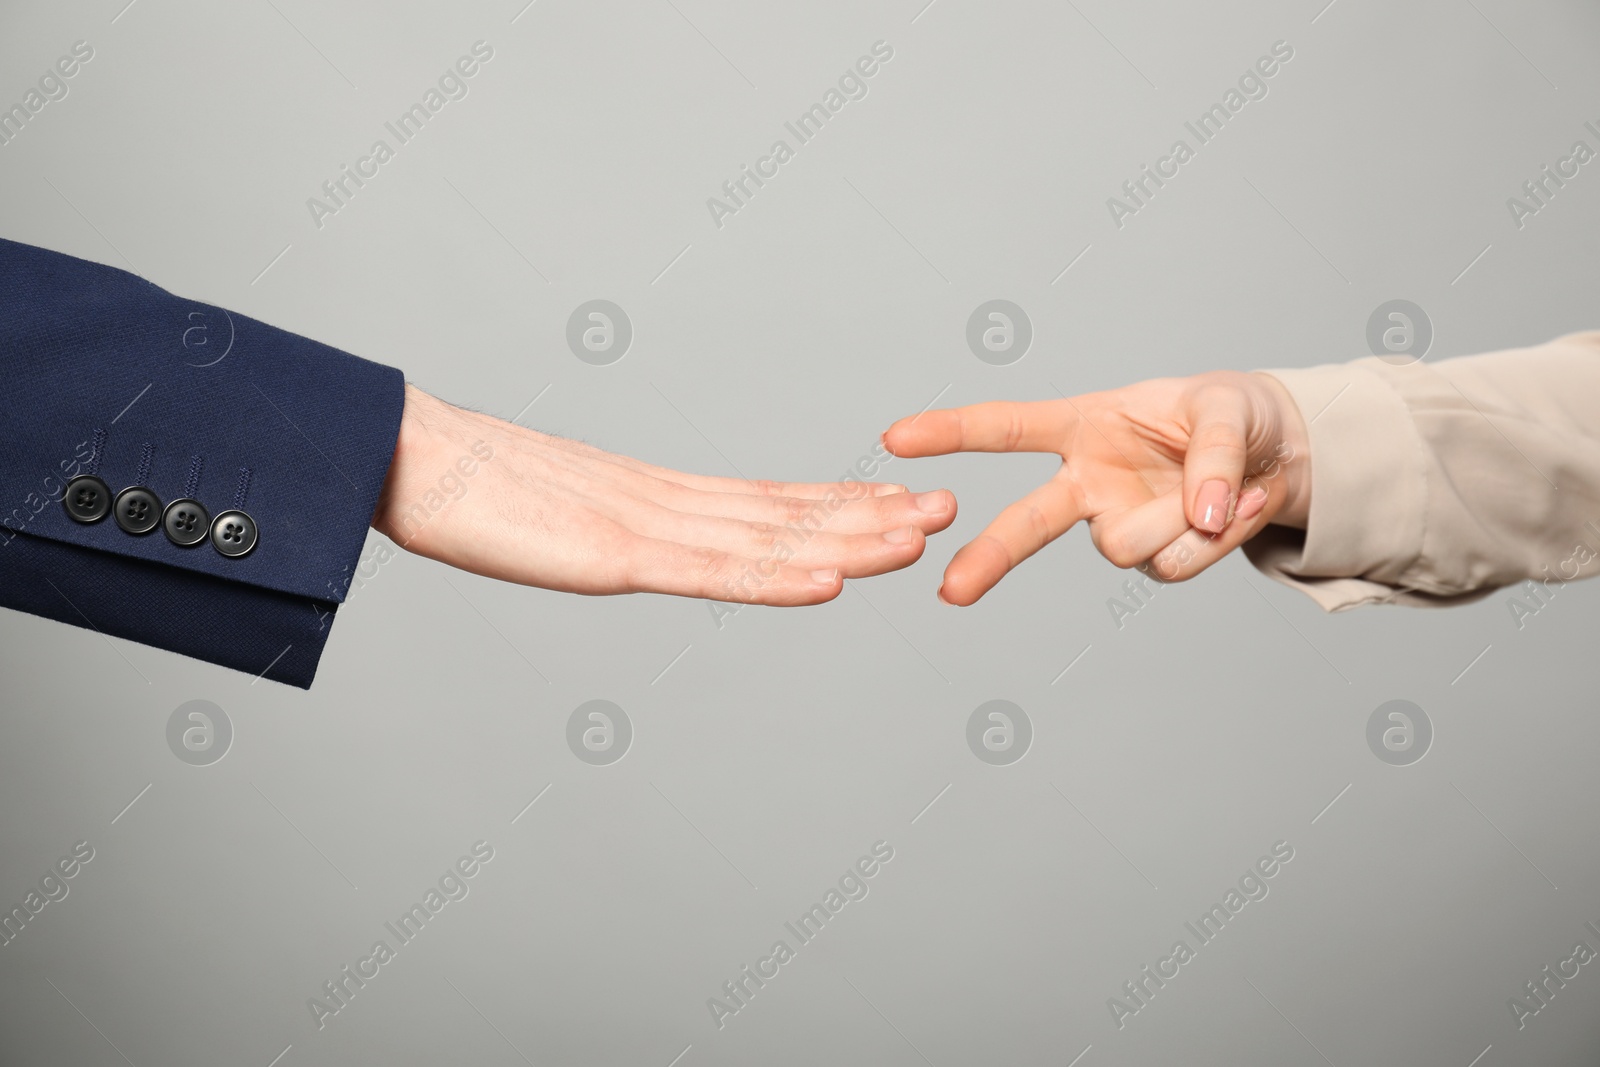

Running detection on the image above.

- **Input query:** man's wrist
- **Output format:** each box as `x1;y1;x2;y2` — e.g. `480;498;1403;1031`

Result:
373;383;444;545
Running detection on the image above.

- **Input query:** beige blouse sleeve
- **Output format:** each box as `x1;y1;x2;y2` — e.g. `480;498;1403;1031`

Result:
1243;330;1600;611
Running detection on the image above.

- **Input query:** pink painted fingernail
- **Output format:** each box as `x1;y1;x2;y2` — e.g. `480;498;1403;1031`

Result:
914;491;949;516
1235;486;1268;521
1196;479;1231;533
883;526;915;544
811;569;838;584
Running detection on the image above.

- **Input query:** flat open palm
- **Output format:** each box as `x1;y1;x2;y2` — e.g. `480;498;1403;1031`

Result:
882;370;1310;604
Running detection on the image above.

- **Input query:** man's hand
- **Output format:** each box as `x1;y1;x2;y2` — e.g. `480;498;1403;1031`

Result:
881;371;1311;604
373;385;957;605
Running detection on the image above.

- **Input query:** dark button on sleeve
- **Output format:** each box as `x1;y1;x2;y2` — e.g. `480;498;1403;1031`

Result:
63;475;111;523
162;498;211;547
113;486;162;535
210;510;258;558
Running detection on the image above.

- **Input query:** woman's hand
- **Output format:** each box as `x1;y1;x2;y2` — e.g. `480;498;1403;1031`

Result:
881;371;1311;605
373;385;957;605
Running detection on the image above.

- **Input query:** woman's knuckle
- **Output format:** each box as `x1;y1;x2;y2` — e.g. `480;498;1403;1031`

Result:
1099;530;1138;568
1003;410;1027;452
1023;504;1052;549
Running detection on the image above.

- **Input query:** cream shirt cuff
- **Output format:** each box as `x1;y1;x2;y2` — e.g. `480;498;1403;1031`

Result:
1242;358;1432;611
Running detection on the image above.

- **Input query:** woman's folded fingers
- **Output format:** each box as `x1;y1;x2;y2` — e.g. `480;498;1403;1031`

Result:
1142;482;1273;582
1088;490;1189;569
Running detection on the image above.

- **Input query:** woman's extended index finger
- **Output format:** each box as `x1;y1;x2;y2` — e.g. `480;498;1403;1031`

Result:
883;399;1076;458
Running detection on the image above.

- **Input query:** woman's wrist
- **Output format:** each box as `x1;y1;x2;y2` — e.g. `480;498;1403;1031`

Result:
1253;371;1312;529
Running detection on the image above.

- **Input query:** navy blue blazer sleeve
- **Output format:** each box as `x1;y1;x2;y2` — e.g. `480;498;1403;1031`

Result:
0;237;405;688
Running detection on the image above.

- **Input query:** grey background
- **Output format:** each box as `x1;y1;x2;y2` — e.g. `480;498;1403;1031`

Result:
2;0;1599;1064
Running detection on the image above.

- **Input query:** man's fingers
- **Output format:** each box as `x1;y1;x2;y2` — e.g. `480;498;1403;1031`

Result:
631;507;928;580
619;460;908;501
883;400;1075;458
653;483;958;535
540;433;908;499
622;535;844;606
939;476;1086;606
1182;385;1251;534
